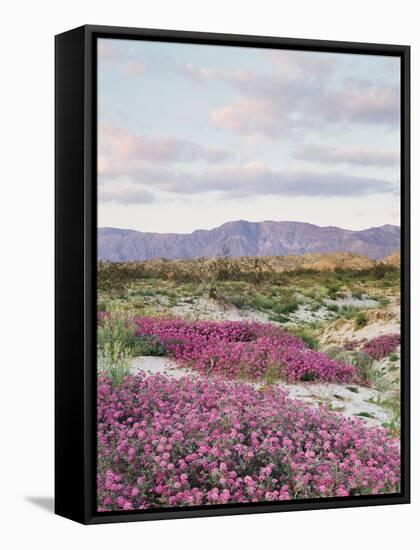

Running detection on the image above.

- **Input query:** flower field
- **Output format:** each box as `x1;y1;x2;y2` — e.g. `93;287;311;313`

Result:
362;334;401;360
97;260;401;511
132;317;360;384
97;373;400;511
343;334;400;359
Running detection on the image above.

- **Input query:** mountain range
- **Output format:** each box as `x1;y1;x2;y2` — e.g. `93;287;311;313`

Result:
98;220;400;262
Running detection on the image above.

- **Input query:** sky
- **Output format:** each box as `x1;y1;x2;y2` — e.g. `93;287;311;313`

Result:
97;38;401;234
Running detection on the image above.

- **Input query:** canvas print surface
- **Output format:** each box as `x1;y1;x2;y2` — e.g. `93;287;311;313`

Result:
96;38;401;512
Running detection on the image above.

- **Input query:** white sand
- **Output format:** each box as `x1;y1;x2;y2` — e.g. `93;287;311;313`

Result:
130;356;189;379
171;296;270;323
129;355;391;427
324;294;379;309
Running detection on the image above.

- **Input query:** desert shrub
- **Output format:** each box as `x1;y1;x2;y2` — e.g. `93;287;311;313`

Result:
325;347;373;384
327;284;340;299
97;313;167;360
343;340;359;351
273;301;299;316
251;293;275;310
133;335;166;356
380;391;401;437
354;312;368;330
226;294;247;309
287;325;320;350
372;263;388;280
97;311;111;325
97;315;135;385
97;341;131;387
97;315;136;352
269;313;290;324
340;305;362;320
97;373;400;511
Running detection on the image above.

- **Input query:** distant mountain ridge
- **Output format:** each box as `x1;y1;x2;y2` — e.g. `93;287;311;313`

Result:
98;220;400;261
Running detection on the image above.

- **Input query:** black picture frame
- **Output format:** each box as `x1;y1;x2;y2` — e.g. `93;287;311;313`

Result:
55;24;410;525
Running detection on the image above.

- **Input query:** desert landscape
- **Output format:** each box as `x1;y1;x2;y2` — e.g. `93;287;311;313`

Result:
96;223;401;511
96;40;402;512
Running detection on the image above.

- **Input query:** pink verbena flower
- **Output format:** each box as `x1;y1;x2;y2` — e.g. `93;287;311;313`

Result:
97;372;400;511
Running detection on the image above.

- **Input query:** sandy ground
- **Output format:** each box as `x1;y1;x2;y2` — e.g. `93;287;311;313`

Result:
280;381;388;426
129;355;390;427
324;294;379;308
130;356;192;379
289;304;332;323
320;316;400;346
289;294;380;324
171;296;270;323
167;292;382;326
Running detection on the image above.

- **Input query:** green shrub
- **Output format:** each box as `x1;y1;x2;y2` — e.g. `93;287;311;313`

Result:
97;315;134;351
287;326;320;350
98;340;131;387
372;263;388;279
273;301;299;315
354;312;368;329
356;411;375;419
251;293;275;310
132;335;166;356
325;347;373;383
327;284;340;299
228;294;247;309
301;372;317;382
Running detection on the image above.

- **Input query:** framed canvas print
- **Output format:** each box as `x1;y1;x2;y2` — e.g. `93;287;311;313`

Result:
55;25;410;524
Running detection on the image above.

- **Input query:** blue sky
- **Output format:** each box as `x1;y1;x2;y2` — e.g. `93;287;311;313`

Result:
97;38;400;233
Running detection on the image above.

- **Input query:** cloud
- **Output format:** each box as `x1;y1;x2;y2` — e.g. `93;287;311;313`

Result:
97;40;121;61
211;98;281;137
98;184;156;205
98;39;146;78
98;124;232;178
177;50;335;85
310;83;400;126
210;80;399;138
99;160;397;200
294;144;399;167
176;52;400;138
268;49;336;79
165;164;397;198
175;63;220;82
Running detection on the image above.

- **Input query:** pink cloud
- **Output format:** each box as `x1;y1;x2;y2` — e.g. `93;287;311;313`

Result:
99;156;396;202
98;39;146;77
175;63;220;82
176;54;399;138
268;49;336;80
98;124;232;178
210;81;399;137
211;98;280;137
